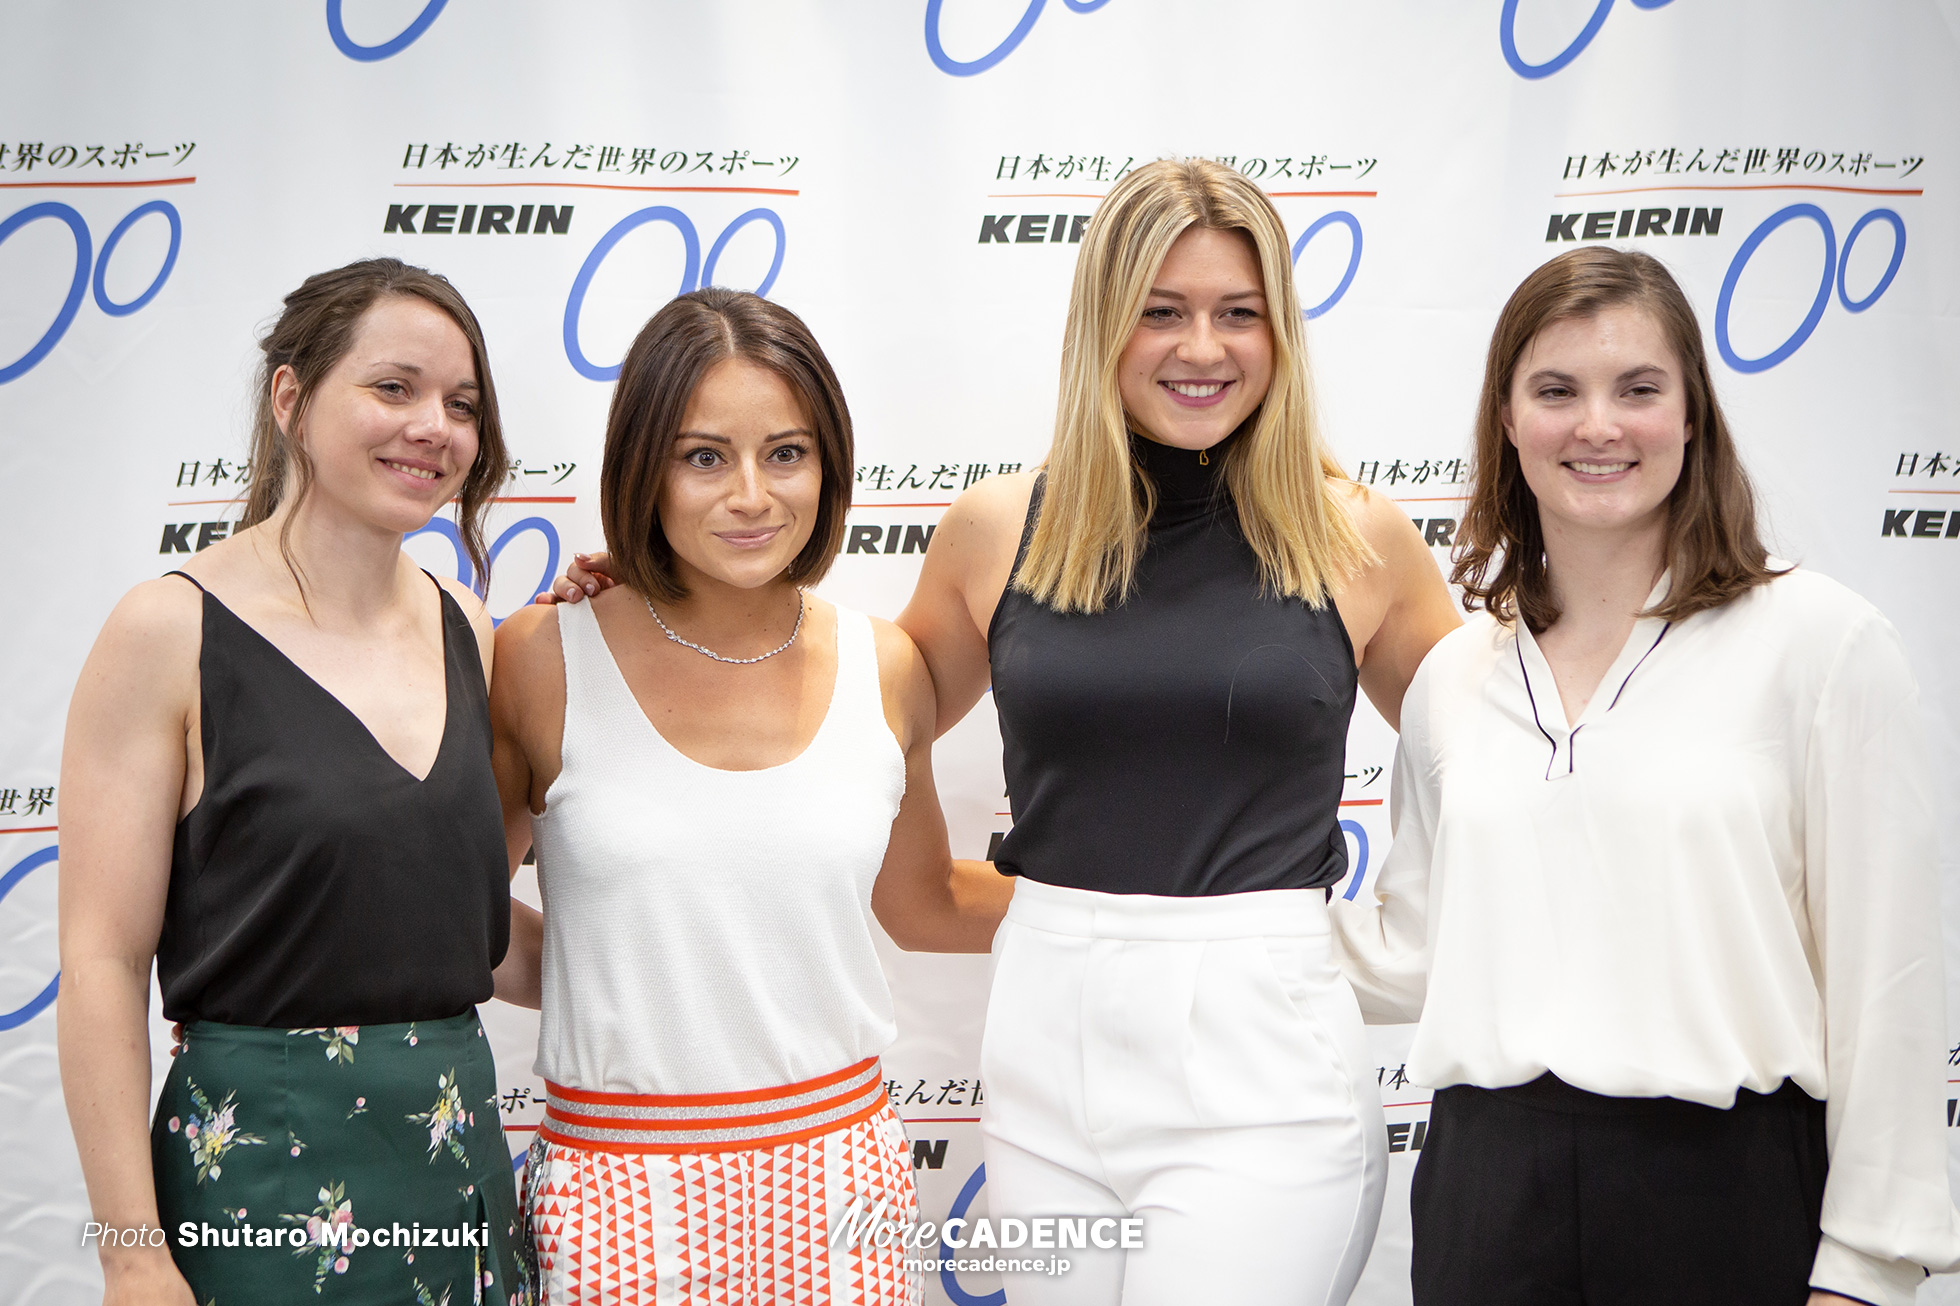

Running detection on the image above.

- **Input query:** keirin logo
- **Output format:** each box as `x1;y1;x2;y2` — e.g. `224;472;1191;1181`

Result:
1715;204;1905;373
0;200;181;385
327;0;447;62
1292;212;1362;321
1499;0;1675;80
925;0;1110;77
0;846;59;1030
563;206;787;381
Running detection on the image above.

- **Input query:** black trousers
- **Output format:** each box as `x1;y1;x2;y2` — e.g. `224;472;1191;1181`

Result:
1411;1073;1828;1306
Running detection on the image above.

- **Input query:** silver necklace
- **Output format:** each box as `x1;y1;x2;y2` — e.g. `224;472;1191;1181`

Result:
645;591;805;665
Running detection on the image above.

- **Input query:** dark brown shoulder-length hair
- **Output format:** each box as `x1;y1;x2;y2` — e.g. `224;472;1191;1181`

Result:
1453;246;1783;633
242;258;508;586
600;288;852;603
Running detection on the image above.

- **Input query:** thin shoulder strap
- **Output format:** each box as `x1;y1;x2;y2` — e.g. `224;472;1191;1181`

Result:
553;595;614;719
165;569;208;594
1006;472;1046;584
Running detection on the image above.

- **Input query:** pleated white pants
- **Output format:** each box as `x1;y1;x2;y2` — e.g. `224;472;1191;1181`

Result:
978;878;1386;1306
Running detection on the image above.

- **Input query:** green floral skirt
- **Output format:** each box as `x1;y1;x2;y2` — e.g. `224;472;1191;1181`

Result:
152;1013;527;1306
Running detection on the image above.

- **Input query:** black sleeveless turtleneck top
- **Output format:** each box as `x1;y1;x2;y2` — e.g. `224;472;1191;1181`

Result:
988;434;1358;897
158;573;509;1027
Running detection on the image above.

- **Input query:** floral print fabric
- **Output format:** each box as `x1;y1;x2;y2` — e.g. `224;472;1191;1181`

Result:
152;1012;527;1306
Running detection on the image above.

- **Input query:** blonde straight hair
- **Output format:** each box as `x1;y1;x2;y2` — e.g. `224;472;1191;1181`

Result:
1016;158;1376;612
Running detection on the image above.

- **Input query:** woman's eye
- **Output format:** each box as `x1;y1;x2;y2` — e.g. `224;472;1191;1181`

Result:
684;448;720;468
449;400;476;418
769;445;807;464
1142;307;1177;322
377;380;408;397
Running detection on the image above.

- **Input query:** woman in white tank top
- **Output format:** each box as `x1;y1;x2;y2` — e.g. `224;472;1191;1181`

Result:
489;289;1011;1305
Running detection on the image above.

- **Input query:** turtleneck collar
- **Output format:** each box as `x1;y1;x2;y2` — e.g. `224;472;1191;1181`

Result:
1132;429;1234;516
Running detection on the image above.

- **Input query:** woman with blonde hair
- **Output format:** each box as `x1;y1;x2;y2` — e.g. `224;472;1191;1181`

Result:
555;158;1458;1300
918;154;1461;1305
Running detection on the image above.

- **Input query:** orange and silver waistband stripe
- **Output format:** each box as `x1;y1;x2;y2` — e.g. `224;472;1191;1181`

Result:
540;1058;887;1155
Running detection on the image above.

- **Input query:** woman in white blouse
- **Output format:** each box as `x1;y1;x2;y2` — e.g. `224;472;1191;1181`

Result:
1332;246;1960;1306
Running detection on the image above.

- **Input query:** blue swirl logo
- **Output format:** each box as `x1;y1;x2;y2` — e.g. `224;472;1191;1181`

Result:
1338;819;1371;901
925;0;1111;76
0;199;182;385
406;517;561;624
0;846;60;1031
563;206;787;381
1291;212;1363;320
1500;0;1674;79
938;1164;1006;1306
327;0;447;61
1715;204;1905;373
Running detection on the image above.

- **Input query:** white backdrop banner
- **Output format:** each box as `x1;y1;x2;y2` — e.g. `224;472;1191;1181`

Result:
4;2;1958;1302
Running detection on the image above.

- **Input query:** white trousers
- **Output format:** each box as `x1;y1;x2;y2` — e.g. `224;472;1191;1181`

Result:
978;878;1387;1306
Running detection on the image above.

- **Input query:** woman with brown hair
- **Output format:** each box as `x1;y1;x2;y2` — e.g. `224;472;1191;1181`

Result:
490;288;1003;1304
59;258;524;1305
554;159;1460;1304
1332;246;1960;1305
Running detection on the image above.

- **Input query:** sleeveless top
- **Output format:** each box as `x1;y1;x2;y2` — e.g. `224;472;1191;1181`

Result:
989;433;1359;897
159;572;509;1027
530;598;905;1094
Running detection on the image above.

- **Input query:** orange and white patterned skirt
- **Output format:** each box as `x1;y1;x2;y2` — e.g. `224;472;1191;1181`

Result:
520;1058;921;1306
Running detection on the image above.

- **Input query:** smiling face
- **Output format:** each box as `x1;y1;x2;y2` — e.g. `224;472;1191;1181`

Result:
1116;225;1275;451
276;295;481;535
1503;303;1691;543
658;356;821;593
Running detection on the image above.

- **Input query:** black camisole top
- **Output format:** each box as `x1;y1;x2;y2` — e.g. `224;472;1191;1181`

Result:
988;434;1359;897
158;572;509;1027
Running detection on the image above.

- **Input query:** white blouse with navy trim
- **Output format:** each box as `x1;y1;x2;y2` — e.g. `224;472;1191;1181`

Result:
1330;567;1960;1306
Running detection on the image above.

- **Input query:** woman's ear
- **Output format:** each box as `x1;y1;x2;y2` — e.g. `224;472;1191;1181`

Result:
270;364;301;442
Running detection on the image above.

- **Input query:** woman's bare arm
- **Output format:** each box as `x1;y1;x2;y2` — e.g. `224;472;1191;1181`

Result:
487;604;564;1010
894;472;1034;738
1336;483;1461;731
868;620;1012;952
57;580;202;1305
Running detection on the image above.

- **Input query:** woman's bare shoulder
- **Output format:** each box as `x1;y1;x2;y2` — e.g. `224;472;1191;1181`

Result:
72;575;205;718
429;570;496;676
101;574;206;652
949;469;1039;532
931;469;1039;568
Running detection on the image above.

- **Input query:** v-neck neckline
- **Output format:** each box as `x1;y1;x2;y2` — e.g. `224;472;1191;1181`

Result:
198;579;456;786
1512;572;1673;780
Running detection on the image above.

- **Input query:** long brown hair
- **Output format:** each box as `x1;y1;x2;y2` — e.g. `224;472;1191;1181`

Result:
241;258;508;586
1016;158;1376;613
1454;247;1782;632
599;288;852;603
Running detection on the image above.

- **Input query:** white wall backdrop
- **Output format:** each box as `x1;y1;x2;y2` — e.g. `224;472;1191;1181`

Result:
3;2;1958;1302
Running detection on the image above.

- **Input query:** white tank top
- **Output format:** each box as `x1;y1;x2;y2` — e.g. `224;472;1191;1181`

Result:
531;598;905;1094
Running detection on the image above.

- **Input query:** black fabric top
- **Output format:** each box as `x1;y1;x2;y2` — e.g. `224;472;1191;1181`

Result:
988;434;1359;896
158;573;509;1027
